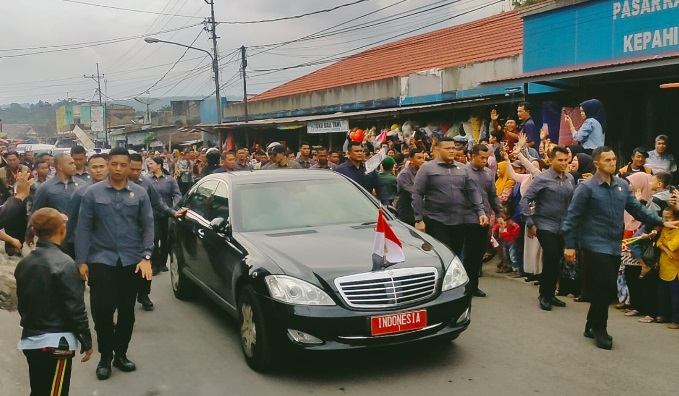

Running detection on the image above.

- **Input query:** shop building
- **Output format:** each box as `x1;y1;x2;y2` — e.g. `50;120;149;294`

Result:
485;0;679;159
209;10;527;151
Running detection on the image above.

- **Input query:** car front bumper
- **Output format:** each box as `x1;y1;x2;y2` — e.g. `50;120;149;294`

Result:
259;286;471;351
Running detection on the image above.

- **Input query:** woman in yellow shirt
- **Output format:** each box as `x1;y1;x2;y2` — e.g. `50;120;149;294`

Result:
655;208;679;329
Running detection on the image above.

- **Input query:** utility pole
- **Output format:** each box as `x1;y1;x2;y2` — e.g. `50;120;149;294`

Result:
84;63;107;147
241;45;248;123
204;0;222;149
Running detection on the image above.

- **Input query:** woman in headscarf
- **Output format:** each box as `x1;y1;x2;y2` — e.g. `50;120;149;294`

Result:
570;153;595;182
495;161;515;204
620;172;654;318
565;99;606;154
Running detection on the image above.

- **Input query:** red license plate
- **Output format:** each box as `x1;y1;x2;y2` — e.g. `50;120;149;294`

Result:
371;310;427;336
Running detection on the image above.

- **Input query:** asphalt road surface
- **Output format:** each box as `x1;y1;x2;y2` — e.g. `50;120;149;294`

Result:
2;265;679;396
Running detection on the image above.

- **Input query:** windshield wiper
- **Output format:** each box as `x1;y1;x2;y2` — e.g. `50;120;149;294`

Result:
360;221;377;226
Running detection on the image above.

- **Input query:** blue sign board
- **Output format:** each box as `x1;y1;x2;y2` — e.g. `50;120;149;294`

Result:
523;0;679;72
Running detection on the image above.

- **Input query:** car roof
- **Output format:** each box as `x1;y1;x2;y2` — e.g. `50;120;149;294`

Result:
204;169;345;185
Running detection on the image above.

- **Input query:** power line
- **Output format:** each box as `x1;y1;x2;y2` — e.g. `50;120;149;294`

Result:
0;23;202;59
60;0;203;18
250;0;501;81
105;0;185;72
122;31;204;100
248;0;410;57
108;0;200;73
215;0;373;24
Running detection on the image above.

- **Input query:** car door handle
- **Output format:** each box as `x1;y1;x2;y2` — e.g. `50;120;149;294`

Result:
197;229;205;238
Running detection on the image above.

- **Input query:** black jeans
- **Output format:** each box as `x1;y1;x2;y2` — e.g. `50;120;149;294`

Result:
424;218;486;291
23;349;72;396
658;275;679;324
536;230;564;299
88;262;140;356
583;250;620;331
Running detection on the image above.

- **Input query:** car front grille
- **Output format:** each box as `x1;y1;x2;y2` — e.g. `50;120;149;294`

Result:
334;267;438;309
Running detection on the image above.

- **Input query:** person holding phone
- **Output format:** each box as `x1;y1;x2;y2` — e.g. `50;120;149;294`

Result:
565;99;606;155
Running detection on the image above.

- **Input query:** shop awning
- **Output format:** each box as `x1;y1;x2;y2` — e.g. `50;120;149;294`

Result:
482;51;679;86
204;99;495;130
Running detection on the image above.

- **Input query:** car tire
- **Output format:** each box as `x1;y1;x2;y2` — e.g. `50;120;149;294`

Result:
169;244;197;301
238;285;275;372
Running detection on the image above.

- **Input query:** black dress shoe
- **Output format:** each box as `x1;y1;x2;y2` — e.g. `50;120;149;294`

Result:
472;289;487;297
591;329;613;350
113;354;137;372
539;296;552;311
550;297;566;307
96;355;113;380
584;328;612;341
138;295;154;311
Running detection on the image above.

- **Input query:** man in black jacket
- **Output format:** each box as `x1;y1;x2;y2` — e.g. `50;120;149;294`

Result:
15;207;93;396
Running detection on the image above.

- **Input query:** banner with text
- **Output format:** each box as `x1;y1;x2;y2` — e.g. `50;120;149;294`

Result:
307;119;349;134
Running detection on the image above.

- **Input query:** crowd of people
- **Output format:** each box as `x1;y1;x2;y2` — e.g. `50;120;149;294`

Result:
3;99;679;394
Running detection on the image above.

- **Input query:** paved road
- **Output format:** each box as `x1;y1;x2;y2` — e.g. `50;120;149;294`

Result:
2;264;679;396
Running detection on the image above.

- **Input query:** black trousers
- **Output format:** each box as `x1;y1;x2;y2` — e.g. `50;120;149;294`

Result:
424;218;486;291
625;266;659;317
536;230;564;298
583;250;620;331
23;350;72;396
152;216;170;271
137;216;170;297
89;262;140;356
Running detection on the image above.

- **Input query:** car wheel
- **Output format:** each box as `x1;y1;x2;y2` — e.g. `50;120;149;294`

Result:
238;285;275;372
170;244;197;301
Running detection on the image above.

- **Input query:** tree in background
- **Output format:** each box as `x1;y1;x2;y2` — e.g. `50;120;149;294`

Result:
513;0;547;7
143;132;156;149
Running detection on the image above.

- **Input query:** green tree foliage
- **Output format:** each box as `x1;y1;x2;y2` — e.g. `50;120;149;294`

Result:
513;0;547;8
142;132;156;148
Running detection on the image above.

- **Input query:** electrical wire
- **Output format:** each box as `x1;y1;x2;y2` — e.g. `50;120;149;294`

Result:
125;30;203;100
61;0;204;18
215;0;373;24
251;0;502;75
0;23;202;59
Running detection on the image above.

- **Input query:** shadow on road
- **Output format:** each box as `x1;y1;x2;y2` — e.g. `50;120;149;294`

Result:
186;291;468;379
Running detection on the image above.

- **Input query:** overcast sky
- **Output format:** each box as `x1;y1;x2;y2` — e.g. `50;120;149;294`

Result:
0;0;509;106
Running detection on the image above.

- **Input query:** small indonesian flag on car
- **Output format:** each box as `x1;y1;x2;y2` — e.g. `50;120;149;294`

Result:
372;209;405;271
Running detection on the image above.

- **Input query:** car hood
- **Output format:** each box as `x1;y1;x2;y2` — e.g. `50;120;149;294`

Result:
238;222;448;288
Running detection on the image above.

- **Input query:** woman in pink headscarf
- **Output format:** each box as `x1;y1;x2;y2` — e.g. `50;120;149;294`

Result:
624;172;653;233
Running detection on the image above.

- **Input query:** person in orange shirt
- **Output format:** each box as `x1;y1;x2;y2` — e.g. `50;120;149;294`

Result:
656;208;679;328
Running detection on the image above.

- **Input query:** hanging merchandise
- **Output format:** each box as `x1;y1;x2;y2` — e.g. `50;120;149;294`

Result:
402;121;414;147
349;128;365;142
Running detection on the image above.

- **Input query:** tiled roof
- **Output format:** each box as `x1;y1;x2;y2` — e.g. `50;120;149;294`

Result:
251;10;523;102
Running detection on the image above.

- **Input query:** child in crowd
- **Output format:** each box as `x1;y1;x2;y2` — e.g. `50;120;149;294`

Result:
656;208;679;328
493;209;521;277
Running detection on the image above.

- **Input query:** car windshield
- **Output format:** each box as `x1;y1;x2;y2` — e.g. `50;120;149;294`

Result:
233;178;379;232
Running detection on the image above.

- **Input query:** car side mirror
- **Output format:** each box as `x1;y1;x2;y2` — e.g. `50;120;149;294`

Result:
210;217;230;234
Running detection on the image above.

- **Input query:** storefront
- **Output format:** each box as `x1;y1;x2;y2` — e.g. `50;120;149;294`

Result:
487;0;679;160
213;97;522;153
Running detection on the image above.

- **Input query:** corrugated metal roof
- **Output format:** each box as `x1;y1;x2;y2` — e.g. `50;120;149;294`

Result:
251;10;523;102
209;98;491;129
483;51;679;85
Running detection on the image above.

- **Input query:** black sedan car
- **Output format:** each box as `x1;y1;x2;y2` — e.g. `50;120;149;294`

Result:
169;170;471;371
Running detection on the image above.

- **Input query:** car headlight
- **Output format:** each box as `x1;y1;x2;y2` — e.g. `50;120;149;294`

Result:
441;256;468;292
264;275;336;306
